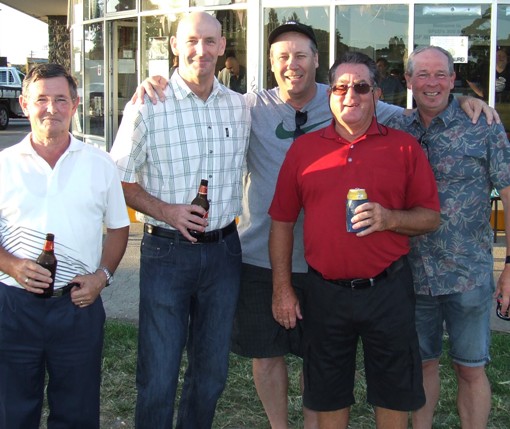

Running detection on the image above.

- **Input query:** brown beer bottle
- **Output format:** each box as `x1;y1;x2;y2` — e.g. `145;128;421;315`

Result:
36;233;57;298
189;179;210;238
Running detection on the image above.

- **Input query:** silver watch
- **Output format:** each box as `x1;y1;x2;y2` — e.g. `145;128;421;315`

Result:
97;266;113;286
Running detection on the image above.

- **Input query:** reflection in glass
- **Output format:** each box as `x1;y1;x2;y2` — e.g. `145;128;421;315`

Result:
142;0;189;12
496;4;510;133
71;24;84;135
107;0;136;13
192;0;245;7
264;7;330;88
85;0;104;20
335;4;408;106
141;15;180;80
415;3;489;103
84;23;105;137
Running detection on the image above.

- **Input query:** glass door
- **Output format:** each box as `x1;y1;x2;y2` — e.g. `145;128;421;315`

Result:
111;19;138;146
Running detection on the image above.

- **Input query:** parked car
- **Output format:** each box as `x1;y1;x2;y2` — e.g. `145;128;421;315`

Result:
0;67;25;130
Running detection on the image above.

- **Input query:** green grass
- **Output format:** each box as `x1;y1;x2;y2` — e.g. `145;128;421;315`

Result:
47;320;510;428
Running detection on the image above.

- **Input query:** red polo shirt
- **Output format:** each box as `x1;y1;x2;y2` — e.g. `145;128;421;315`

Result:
269;119;440;279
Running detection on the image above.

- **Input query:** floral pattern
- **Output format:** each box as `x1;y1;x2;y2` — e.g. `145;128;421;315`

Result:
386;97;510;295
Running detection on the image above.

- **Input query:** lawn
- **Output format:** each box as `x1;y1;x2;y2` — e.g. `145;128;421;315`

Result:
94;320;510;429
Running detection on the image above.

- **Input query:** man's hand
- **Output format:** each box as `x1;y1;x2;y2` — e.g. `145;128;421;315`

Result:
495;266;510;318
458;96;501;125
10;258;53;294
272;284;302;330
159;203;209;243
130;75;168;105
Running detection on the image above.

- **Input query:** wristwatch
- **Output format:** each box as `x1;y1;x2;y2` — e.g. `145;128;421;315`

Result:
506;256;510;264
97;266;113;286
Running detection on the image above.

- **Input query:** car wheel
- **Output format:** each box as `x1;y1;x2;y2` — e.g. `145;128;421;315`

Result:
0;105;9;130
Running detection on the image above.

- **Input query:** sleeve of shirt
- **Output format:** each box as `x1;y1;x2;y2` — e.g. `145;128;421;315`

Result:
104;158;130;229
268;144;303;223
376;100;405;124
488;123;510;192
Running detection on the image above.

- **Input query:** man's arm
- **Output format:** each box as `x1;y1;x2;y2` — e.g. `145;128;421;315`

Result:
69;226;129;307
495;185;510;315
351;204;440;237
269;219;301;330
121;182;207;242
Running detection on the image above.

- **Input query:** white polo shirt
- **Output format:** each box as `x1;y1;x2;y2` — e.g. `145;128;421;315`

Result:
0;134;130;289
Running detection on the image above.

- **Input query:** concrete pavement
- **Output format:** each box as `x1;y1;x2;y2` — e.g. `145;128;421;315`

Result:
105;222;510;333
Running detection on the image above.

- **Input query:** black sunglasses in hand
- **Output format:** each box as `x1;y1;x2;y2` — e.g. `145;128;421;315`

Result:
496;295;510;321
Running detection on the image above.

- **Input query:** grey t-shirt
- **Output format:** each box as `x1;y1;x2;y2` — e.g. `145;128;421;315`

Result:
238;83;403;272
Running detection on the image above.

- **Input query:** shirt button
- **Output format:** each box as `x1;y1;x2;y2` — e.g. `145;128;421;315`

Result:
348;158;352;163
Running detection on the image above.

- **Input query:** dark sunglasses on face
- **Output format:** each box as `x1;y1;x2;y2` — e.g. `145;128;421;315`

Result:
294;110;308;139
330;83;374;96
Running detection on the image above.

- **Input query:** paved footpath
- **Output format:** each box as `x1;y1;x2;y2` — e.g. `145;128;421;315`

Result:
104;222;510;334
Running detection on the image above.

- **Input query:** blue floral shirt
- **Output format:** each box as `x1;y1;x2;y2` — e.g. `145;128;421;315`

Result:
386;97;510;295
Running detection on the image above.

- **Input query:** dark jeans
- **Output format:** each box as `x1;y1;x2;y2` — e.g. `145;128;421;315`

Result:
135;230;242;429
0;284;105;429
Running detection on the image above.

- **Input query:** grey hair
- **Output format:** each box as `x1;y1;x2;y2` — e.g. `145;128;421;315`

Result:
406;46;454;76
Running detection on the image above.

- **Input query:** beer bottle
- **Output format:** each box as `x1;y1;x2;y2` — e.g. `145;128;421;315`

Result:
36;233;57;298
189;179;210;238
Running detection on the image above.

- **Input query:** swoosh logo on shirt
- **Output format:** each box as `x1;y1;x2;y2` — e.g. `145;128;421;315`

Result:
275;118;331;140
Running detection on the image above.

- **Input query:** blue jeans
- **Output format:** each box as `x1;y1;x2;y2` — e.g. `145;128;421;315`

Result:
135;230;242;429
0;284;105;429
415;284;493;366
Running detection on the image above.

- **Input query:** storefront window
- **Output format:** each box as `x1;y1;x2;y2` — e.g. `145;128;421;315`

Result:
264;7;331;88
496;4;510;132
335;4;408;106
71;24;84;135
142;0;189;12
141;14;179;80
84;22;105;136
107;0;136;13
414;4;490;100
140;10;248;92
85;0;104;19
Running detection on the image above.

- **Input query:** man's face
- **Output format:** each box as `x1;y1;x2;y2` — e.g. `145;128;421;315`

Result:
225;58;239;76
405;49;455;116
270;32;319;102
171;13;226;82
20;76;78;141
328;63;379;133
496;50;508;69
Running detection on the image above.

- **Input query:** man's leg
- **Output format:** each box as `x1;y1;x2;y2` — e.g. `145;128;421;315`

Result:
412;359;440;429
300;371;319;429
375;408;408;429
253;356;289;429
317;408;349;429
177;232;242;428
454;364;491;429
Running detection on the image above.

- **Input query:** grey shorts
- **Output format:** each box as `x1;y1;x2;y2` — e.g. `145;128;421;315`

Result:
231;263;307;358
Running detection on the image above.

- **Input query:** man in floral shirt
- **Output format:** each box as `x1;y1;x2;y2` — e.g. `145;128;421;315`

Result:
387;46;510;429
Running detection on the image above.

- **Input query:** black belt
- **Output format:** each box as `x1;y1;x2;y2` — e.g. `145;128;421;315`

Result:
309;265;390;289
144;221;237;244
34;282;78;298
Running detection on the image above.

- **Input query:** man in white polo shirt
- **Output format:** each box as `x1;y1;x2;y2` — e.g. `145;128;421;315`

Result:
0;63;129;429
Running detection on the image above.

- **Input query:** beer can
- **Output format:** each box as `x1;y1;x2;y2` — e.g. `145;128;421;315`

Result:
346;188;368;233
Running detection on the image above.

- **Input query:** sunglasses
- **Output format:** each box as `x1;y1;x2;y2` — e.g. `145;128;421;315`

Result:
496;296;510;321
330;83;374;96
294;110;308;139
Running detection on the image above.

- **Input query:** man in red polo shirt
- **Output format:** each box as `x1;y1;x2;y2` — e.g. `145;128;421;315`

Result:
268;51;440;429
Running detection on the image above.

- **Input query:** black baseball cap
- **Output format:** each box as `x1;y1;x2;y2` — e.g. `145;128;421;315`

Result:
268;21;318;48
